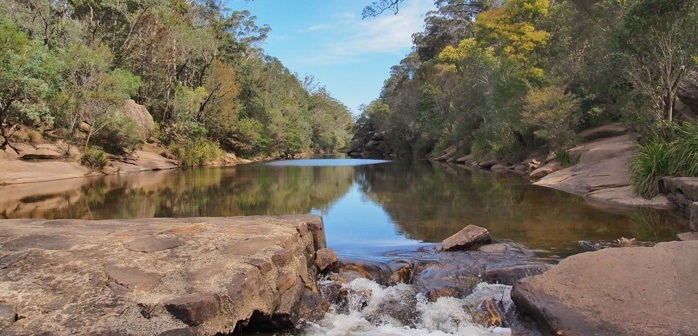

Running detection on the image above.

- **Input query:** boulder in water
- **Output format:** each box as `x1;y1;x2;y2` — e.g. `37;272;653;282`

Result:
297;289;329;323
315;248;338;272
441;225;491;251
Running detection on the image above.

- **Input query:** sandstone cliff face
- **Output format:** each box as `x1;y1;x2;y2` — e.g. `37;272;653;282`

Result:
0;215;328;335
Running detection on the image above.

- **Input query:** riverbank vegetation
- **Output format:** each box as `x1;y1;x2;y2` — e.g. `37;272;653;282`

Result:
357;0;698;197
0;0;354;163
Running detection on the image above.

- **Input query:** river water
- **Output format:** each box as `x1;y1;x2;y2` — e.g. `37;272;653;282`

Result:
1;157;689;335
2;157;687;257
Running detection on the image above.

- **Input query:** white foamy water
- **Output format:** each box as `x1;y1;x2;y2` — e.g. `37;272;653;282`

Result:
306;279;512;336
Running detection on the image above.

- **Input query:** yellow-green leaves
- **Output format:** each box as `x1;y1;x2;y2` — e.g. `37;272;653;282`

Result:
475;0;551;78
438;38;496;67
438;0;551;80
521;84;580;150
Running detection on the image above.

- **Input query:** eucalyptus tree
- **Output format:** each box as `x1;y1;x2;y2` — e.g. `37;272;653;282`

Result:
618;0;698;123
0;22;62;150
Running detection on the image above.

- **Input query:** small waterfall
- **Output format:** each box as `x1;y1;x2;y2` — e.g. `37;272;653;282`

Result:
305;278;513;336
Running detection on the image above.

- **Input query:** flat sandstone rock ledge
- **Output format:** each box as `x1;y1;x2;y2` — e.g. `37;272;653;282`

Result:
512;241;698;336
0;215;328;335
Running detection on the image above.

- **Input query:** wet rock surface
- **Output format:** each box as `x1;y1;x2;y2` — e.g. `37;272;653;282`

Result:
441;224;491;251
0;215;328;335
512;241;698;336
578;237;655;251
315;248;338;272
327;241;551;300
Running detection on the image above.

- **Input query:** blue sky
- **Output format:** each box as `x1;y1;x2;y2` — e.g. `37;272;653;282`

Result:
229;0;436;116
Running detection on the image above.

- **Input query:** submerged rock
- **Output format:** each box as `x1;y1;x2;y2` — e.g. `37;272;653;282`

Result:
484;264;553;286
512;241;698;336
441;224;492;251
578;237;655;251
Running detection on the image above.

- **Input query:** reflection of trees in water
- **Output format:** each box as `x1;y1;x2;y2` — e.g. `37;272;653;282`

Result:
354;161;687;253
2;165;354;220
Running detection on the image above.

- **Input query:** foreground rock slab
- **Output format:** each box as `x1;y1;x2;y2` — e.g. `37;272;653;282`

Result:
512;241;698;336
0;215;327;335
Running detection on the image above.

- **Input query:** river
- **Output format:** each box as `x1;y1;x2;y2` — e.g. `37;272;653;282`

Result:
2;157;687;258
1;157;689;335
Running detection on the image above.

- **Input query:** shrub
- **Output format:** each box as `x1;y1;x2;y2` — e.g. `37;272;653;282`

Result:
169;139;224;167
630;134;671;199
630;122;698;199
82;146;109;169
92;113;143;155
668;122;698;177
27;129;42;143
470;122;530;162
556;148;575;166
521;85;581;152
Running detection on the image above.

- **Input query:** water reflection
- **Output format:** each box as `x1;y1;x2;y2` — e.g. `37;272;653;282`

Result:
354;161;688;256
0;159;689;258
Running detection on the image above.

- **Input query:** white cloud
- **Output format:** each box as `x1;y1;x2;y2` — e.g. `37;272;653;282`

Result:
299;24;330;33
298;0;434;65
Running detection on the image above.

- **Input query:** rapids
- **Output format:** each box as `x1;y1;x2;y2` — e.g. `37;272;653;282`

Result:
305;279;514;336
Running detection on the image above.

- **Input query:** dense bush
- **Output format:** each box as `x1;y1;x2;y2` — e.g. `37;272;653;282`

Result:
169;139;225;167
91;114;143;155
0;2;353;163
81;146;109;170
631;122;698;198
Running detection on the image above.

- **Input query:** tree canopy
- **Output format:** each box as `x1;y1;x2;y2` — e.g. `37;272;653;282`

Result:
0;0;354;162
354;0;698;163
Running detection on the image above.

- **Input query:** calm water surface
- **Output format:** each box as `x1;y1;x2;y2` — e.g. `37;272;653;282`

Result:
1;157;688;259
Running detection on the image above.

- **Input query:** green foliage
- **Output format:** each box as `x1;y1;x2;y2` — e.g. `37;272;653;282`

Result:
0;0;352;163
555;148;574;166
617;0;698;122
355;0;698;168
630;135;670;199
82;146;109;170
92;113;143;155
229;117;264;156
631;122;698;198
0;21;63;147
522;84;580;151
169;139;224;167
667;122;698;177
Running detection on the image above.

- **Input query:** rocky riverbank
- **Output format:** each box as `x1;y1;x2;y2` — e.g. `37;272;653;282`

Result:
512;240;698;336
0;215;329;335
0;141;252;186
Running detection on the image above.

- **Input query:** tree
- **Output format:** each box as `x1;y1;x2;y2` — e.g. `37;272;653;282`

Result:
619;0;698;123
199;59;241;142
474;0;551;79
80;69;141;152
521;84;581;152
413;0;489;61
362;0;403;17
0;22;62;149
